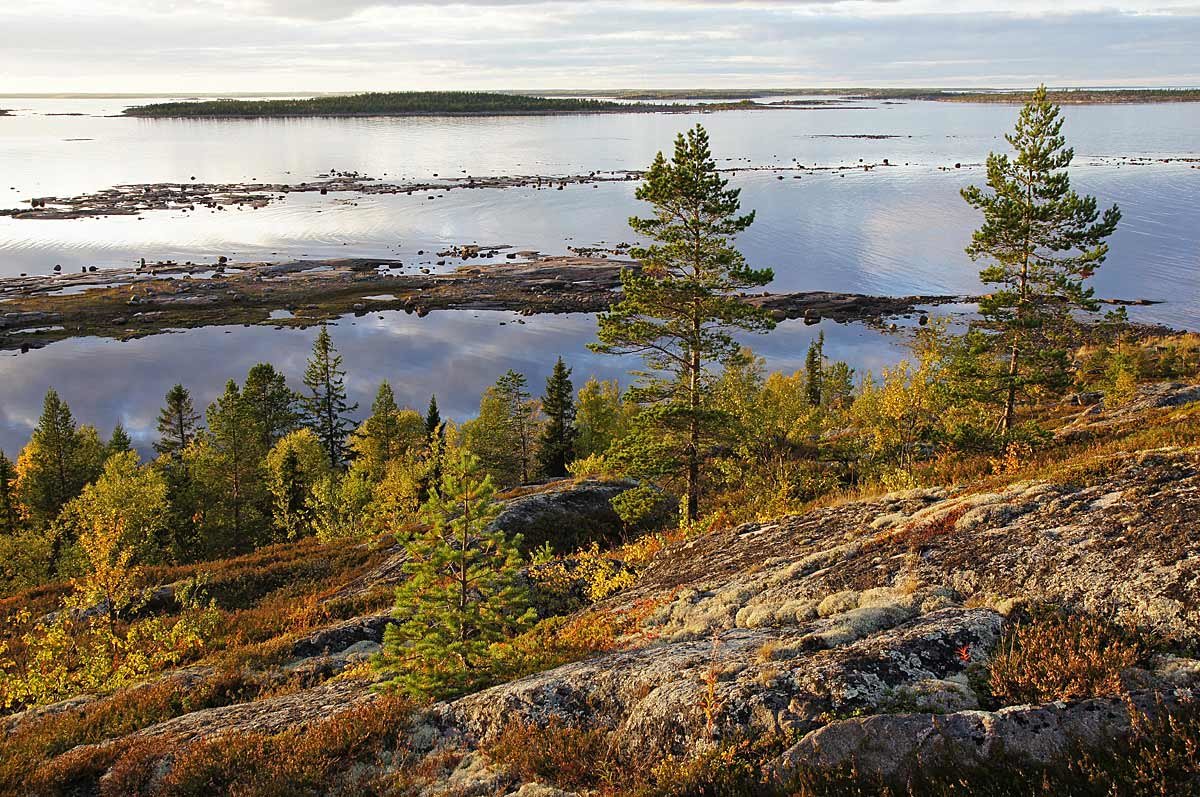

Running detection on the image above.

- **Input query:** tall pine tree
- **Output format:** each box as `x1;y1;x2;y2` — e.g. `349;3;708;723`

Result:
962;85;1121;433
154;384;200;457
378;450;534;698
591;124;775;521
537;357;577;477
302;325;358;468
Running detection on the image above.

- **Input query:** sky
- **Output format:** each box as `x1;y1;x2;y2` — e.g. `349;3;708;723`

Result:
2;1;1198;93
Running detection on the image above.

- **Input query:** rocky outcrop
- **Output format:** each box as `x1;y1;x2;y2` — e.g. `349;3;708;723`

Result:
775;689;1197;783
620;447;1200;647
492;479;673;554
440;608;1002;757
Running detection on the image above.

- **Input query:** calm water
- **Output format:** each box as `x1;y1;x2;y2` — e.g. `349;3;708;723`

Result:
0;95;1196;454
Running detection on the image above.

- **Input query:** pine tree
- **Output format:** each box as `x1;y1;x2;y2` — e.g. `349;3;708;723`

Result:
108;422;134;456
302;325;358;468
0;450;17;535
591;124;775;522
378;451;535;698
154;384;200;457
962;85;1121;433
805;332;825;407
242;363;300;452
498;371;538;484
537;357;577;477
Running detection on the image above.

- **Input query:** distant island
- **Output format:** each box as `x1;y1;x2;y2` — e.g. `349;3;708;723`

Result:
123;91;657;118
110;88;1200;119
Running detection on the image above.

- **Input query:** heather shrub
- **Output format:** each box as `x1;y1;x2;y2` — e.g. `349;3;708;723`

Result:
987;612;1143;706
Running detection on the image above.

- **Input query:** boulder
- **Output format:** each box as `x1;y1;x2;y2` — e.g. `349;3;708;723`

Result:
775;689;1195;783
491;480;673;555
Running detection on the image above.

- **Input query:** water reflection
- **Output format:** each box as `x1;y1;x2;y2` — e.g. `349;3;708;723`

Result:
0;311;909;457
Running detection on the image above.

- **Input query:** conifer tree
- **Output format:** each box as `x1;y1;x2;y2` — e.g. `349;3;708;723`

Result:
154;384;201;457
197;380;267;551
18;390;100;523
425;395;442;441
302;325;358;468
805;332;825;407
265;429;329;540
498;370;538;484
15;390;105;572
379;451;535;698
242;363;300;452
537;357;577;477
424;394;446;495
591;124;775;521
0;450;16;536
962;85;1121;433
107;422;134;456
349;382;424;479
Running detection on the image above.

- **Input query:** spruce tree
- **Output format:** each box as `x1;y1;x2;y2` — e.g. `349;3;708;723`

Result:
302;325;358;468
424;395;446;499
962;85;1121;433
200;380;267;551
107;422;133;456
591;124;775;521
537;357;577;477
24;389;85;523
805;332;825;407
379;451;534;698
362;383;403;465
154;384;200;457
425;395;442;441
0;450;16;535
242;363;300;451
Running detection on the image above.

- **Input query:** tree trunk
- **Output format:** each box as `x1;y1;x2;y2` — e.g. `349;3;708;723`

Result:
687;312;702;524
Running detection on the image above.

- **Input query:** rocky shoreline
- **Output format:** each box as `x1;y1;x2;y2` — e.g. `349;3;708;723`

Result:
0;255;975;352
6;154;1196;221
0;253;1175;354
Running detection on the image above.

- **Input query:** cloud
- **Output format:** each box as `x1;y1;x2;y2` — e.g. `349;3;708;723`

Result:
1;1;1197;91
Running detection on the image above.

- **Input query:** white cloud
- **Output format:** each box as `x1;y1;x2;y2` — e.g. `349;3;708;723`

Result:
1;1;1197;92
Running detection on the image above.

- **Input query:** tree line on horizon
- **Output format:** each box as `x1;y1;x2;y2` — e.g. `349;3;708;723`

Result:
123;91;634;117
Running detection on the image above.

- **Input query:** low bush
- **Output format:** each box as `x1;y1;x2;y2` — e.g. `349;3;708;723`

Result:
986;612;1143;706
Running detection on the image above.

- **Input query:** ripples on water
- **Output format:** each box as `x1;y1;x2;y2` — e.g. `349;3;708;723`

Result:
0;96;1196;451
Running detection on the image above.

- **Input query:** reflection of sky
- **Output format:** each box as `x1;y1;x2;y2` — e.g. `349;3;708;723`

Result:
0;311;908;458
2;102;1196;328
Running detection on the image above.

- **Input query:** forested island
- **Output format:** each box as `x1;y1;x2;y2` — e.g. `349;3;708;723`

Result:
123;92;652;118
4;86;1200;795
115;88;1200;118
